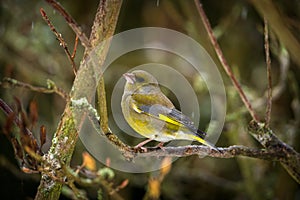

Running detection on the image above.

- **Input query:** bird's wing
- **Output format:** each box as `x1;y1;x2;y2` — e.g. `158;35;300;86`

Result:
168;108;207;138
131;93;206;138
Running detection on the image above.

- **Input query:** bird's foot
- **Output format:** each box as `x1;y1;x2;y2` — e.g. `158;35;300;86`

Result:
154;142;165;151
134;138;154;152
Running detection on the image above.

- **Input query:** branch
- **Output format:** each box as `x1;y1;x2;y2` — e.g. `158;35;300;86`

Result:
90;0;124;134
71;35;79;59
0;98;39;148
1;78;69;100
79;99;300;182
194;0;260;122
250;0;300;68
44;0;90;49
34;0;123;199
64;166;125;200
40;8;77;75
193;2;300;184
264;18;272;127
248;121;300;184
134;145;285;161
0;98;42;172
70;99;291;163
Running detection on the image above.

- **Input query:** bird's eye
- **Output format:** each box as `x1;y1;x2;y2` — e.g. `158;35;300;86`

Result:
135;76;145;82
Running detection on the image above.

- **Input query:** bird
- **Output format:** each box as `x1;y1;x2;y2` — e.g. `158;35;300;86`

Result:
121;70;217;150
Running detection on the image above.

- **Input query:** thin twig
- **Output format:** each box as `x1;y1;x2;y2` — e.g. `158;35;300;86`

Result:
0;98;42;171
1;78;69;100
251;0;300;69
194;0;260;122
45;0;90;49
64;166;124;200
264;18;272;127
0;155;40;181
72;35;79;59
40;8;77;75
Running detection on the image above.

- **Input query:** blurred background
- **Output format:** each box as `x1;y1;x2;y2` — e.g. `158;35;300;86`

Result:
0;0;300;199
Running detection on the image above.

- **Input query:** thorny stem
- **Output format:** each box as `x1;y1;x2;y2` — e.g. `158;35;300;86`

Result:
194;0;260;122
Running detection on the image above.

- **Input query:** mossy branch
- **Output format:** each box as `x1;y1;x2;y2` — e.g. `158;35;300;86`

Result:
72;99;298;165
248;121;300;184
34;0;123;199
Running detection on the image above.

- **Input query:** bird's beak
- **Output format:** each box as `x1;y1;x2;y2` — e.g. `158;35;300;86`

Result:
123;72;136;84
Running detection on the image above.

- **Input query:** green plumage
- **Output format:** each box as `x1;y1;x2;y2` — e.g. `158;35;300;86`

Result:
121;70;217;150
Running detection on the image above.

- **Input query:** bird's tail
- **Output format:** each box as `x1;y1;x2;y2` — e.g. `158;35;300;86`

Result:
189;134;218;151
196;129;207;138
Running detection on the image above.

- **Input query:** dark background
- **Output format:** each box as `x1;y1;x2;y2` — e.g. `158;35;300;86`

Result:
0;0;300;199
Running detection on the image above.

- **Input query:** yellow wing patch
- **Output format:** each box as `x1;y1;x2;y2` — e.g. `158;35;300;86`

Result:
158;114;183;127
131;102;143;113
131;102;184;128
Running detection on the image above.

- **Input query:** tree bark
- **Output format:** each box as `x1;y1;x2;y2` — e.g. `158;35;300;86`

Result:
34;0;123;199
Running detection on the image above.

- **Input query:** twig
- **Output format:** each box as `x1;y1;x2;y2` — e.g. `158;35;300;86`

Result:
40;8;77;75
264;18;272;127
1;78;69;100
44;0;90;49
251;0;300;69
0;98;37;141
64;166;124;200
72;35;79;59
0;98;42;171
67;182;87;200
109;179;129;196
0;155;40;181
193;1;300;184
194;0;260;122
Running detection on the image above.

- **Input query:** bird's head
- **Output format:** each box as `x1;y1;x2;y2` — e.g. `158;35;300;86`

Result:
123;70;159;94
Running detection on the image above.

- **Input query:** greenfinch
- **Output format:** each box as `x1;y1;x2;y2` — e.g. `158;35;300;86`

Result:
121;70;217;150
